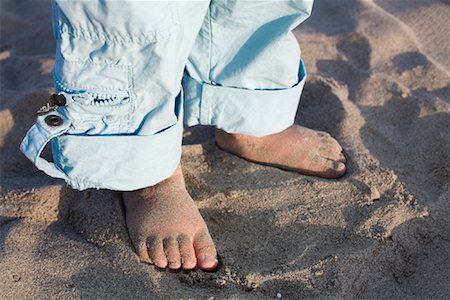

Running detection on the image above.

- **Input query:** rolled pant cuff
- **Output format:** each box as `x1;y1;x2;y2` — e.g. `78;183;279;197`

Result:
183;60;307;137
52;116;183;191
21;92;184;192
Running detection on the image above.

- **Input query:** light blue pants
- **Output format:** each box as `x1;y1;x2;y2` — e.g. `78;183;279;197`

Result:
21;0;313;191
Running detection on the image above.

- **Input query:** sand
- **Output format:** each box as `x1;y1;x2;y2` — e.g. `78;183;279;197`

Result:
1;0;449;299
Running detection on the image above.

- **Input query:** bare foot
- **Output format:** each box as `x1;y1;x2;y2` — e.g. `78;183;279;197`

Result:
215;125;346;178
123;166;218;271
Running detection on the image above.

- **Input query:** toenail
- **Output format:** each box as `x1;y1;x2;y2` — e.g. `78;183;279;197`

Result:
202;255;217;263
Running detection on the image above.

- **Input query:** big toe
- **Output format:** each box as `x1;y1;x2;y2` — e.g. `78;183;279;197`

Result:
193;230;218;271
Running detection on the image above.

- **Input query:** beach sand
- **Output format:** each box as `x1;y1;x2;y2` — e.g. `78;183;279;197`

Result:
1;0;449;298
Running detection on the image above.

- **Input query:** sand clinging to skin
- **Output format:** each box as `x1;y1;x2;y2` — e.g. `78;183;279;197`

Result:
1;0;449;298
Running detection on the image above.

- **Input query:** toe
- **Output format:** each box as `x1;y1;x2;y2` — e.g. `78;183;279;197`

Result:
148;237;168;268
320;147;347;164
177;234;197;270
338;151;346;163
164;237;182;270
330;138;345;155
134;240;152;264
318;133;342;151
193;230;218;271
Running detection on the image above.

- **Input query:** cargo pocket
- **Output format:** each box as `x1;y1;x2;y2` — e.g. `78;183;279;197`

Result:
53;0;180;44
53;57;133;135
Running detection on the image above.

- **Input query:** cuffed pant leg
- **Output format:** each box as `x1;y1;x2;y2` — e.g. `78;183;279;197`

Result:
21;1;210;191
184;0;313;137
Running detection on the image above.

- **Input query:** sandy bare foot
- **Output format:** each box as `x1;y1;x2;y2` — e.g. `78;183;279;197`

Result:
123;166;218;271
215;125;346;178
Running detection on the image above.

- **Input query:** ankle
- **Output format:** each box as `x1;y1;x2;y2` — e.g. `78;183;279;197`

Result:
215;129;249;154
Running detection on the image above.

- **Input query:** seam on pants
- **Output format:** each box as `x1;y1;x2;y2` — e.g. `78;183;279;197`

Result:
126;65;135;133
57;18;180;46
199;3;214;125
51;0;60;42
208;3;213;83
53;56;131;92
53;1;181;45
169;1;180;32
207;4;214;124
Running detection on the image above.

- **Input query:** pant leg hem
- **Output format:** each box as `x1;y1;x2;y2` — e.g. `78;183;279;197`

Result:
183;60;307;137
50;93;184;192
53;117;183;191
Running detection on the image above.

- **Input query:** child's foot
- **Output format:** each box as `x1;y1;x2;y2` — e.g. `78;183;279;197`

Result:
215;125;346;178
123;166;218;271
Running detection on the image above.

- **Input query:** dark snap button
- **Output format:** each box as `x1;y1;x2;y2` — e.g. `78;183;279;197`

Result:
45;115;63;127
53;94;66;106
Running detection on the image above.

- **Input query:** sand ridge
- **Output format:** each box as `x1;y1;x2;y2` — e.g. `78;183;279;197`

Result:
1;0;449;299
